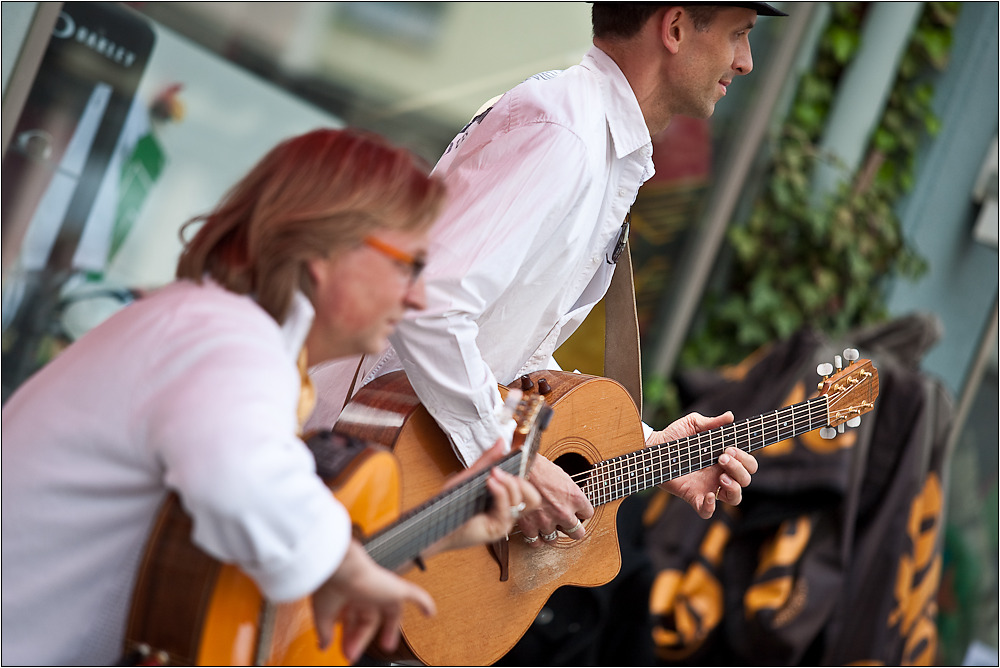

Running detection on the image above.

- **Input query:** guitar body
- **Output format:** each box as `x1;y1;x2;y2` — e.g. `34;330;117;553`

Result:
335;358;879;666
335;369;643;666
124;441;402;666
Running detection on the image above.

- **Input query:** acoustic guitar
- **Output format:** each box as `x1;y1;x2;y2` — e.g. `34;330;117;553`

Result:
333;353;879;666
123;391;551;665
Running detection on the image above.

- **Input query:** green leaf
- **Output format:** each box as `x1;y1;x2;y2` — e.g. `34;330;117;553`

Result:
773;307;803;340
828;26;859;64
873;128;898;153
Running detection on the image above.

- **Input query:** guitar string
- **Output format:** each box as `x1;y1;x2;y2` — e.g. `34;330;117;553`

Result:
366;457;514;569
380;394;825;547
585;398;826;499
573;373;864;501
573;366;870;505
374;395;822;557
368;372;866;557
366;423;545;568
569;396;831;506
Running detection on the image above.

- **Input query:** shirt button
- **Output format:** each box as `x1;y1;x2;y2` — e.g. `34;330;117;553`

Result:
617;188;626;197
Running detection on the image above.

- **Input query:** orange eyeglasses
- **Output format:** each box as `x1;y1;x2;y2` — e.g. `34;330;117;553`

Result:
363;237;427;285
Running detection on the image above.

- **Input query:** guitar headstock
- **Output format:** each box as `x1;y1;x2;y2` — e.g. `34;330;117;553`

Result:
816;349;879;438
499;389;553;478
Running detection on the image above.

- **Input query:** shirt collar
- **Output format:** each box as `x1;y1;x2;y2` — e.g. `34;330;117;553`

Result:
582;46;653;161
280;290;315;359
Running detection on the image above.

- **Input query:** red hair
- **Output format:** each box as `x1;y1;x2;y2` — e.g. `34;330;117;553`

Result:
176;128;445;322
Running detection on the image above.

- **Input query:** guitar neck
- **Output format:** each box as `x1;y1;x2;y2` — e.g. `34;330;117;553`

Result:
582;395;829;506
364;451;522;571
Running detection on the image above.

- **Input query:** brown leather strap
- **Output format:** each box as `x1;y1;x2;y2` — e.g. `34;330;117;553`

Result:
342;355;366;414
604;239;643;413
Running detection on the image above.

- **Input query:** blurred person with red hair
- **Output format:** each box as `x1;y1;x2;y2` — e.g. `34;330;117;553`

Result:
1;127;539;666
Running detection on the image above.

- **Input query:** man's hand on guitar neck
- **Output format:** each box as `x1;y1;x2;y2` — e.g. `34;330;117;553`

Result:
425;440;542;556
646;411;759;519
519;456;595;548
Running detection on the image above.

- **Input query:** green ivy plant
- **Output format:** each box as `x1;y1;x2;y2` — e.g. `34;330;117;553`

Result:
678;2;958;373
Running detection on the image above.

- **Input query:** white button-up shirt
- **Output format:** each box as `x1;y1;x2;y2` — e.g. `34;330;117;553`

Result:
309;46;654;465
2;280;351;665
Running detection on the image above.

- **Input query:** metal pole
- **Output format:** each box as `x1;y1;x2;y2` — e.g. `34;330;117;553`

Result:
2;2;62;281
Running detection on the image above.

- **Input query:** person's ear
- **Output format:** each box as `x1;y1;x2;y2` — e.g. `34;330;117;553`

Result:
659;6;685;55
305;256;328;292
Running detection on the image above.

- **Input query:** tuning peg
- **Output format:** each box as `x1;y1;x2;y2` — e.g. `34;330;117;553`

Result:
519;375;534;392
505;388;523;406
537;378;551;395
843;348;859;365
499;390;522;422
834;355;843;371
816;362;834;391
847;416;862;428
820;427;837;439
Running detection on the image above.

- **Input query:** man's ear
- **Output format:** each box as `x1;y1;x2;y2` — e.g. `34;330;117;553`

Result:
659;6;685;55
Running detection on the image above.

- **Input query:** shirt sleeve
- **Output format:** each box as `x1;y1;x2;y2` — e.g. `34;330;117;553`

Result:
391;118;592;466
142;321;351;602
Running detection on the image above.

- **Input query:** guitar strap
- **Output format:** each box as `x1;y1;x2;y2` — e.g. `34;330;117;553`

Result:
603;238;643;414
342;355;366;413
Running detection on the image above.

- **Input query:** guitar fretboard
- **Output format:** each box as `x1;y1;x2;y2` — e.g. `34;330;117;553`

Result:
580;395;829;506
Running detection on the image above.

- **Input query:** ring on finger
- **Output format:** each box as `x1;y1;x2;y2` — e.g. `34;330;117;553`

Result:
564;519;583;534
542;530;559;541
523;534;538;544
510;501;526;520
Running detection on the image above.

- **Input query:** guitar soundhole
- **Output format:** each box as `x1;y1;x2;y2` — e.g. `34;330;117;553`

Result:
553;452;592;486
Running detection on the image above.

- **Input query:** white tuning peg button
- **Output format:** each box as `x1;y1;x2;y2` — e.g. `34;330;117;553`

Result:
847;416;862;428
820;427;837;439
835;355;843;370
843;348;859;363
817;363;834;377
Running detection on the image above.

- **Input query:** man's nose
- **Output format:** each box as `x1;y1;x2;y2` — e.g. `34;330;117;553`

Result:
735;43;753;75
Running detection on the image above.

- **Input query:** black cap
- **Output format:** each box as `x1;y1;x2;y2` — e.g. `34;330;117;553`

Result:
681;2;788;16
732;2;787;16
